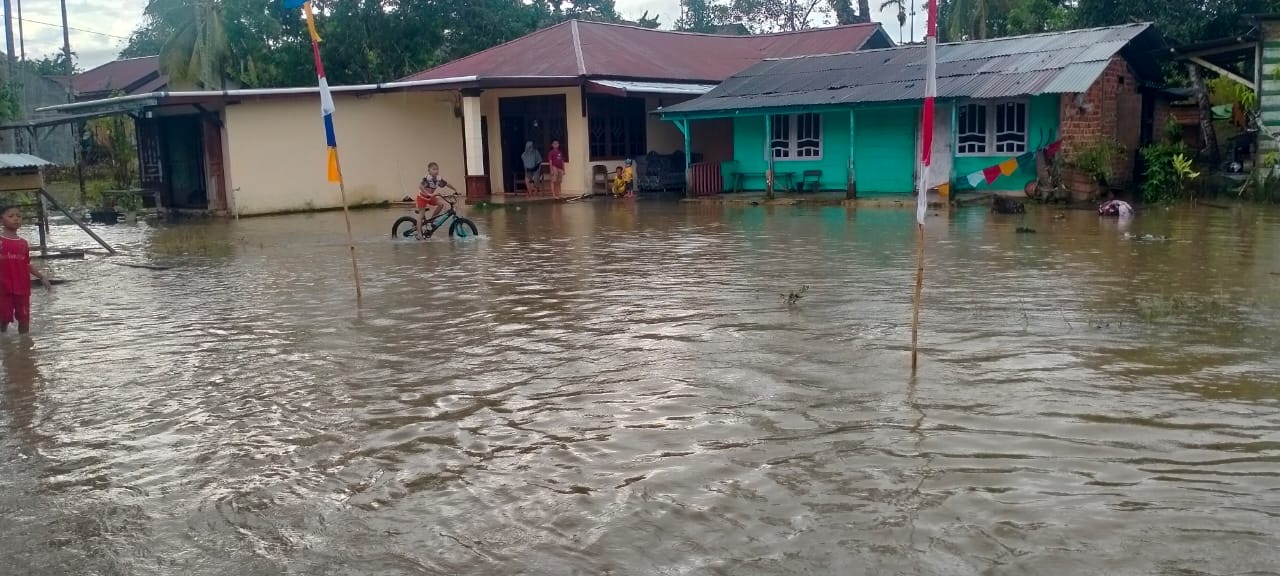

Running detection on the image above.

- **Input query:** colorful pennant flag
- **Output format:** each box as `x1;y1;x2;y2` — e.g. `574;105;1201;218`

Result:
284;0;363;303
285;0;341;183
998;157;1018;177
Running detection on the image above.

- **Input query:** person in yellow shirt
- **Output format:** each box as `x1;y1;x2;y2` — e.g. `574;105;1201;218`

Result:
612;159;635;198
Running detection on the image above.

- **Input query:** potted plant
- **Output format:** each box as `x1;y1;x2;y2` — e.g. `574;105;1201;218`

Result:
117;191;143;223
1066;138;1124;202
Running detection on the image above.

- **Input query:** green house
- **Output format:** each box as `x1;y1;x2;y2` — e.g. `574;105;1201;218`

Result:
660;24;1166;197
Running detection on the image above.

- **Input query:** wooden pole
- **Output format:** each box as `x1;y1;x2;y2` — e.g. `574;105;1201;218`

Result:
38;188;115;254
331;151;363;304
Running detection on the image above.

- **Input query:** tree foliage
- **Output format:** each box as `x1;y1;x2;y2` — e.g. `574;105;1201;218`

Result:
119;0;1280;89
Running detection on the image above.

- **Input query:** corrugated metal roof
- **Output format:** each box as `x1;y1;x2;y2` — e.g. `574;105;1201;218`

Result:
662;23;1162;116
0;154;54;169
404;20;891;83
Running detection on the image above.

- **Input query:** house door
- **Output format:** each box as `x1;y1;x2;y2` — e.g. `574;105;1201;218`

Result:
500;116;525;192
853;108;917;194
160;115;207;209
920;104;953;191
202;116;227;213
499;95;569;193
135;117;164;207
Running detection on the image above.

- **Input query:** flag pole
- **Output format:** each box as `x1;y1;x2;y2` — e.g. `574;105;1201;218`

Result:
331;151;363;303
300;0;362;304
912;0;939;374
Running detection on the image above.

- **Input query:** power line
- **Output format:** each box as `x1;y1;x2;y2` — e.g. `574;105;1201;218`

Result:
10;15;130;41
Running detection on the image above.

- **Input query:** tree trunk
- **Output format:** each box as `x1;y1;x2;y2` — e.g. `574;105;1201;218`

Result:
857;0;871;22
1187;63;1220;169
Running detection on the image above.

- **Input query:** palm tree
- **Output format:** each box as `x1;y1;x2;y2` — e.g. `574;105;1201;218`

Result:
879;0;908;42
943;0;1003;41
150;0;232;90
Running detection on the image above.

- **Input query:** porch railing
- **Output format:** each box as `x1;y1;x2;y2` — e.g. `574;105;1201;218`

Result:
688;161;722;196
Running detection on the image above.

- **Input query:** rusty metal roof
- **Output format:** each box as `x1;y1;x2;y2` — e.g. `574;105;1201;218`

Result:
661;23;1163;116
403;20;893;84
65;56;167;98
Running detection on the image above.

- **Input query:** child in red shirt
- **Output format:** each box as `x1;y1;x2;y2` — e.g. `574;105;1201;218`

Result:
0;205;51;334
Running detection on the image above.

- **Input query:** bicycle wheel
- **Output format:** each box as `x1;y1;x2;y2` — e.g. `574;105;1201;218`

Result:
391;216;419;239
449;217;478;238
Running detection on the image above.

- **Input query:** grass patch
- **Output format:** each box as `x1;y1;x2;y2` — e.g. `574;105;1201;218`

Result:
1136;292;1232;322
148;227;234;258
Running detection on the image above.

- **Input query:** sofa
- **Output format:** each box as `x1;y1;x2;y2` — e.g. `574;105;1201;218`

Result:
635;151;699;192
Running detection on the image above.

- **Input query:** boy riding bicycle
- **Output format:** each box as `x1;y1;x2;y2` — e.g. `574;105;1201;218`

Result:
417;162;459;238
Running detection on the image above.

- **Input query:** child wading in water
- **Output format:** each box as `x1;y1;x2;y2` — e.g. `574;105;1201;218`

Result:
0;205;51;334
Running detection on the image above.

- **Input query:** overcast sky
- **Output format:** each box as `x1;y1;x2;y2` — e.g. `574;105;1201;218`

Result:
15;0;926;72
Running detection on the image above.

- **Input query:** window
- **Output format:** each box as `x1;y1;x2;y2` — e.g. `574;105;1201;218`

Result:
956;100;1028;156
769;113;823;160
588;95;646;160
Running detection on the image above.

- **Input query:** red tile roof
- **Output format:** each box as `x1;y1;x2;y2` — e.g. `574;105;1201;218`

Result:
403;20;891;83
69;56;167;97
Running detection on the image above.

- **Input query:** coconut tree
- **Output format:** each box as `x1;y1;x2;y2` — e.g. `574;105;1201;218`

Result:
878;0;908;42
942;0;1006;41
147;0;233;89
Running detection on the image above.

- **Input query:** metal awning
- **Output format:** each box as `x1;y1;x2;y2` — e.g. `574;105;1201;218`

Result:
585;80;716;97
0;102;160;132
0;154;54;169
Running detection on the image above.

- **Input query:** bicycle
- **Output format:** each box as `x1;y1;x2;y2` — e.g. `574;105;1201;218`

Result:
391;194;479;239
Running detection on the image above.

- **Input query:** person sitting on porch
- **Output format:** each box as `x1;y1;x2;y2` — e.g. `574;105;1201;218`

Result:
611;162;634;198
521;141;542;195
417;162;458;239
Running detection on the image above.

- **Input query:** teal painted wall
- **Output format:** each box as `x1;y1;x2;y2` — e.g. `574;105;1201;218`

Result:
852;107;919;195
716;93;1061;195
727;112;852;192
952;94;1060;192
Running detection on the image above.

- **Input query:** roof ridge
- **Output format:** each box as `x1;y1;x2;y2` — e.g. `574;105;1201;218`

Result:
574;18;880;38
762;22;1154;62
399;21;573;81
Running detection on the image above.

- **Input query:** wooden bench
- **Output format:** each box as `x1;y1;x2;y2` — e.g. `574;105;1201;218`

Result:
733;171;796;194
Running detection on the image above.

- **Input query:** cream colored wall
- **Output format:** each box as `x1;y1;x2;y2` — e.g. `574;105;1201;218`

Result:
480;86;589;195
645;95;696;155
224;91;463;215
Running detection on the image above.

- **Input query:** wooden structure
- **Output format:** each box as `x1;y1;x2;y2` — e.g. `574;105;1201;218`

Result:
0;154;116;256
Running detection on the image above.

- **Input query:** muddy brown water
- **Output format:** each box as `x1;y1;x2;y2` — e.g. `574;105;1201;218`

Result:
2;201;1279;575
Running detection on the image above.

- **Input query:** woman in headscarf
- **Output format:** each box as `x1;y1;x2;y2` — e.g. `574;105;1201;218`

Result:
521;141;543;195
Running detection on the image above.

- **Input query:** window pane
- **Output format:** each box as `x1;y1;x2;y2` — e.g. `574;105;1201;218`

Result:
770;115;791;158
957;104;987;154
795;113;822;158
994;101;1027;154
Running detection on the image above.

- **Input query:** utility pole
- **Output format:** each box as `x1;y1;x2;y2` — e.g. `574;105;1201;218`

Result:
2;0;16;153
17;0;24;61
60;0;85;202
3;0;14;77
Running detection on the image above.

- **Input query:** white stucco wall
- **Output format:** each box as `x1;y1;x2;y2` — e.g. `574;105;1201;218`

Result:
223;91;463;216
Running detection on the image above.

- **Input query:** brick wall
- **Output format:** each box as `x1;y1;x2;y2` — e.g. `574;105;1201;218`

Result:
1058;57;1143;195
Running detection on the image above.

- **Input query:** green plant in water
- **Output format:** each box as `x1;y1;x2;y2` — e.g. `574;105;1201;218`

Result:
148;227;233;258
1136;292;1231;323
1172;153;1200;192
1141;141;1190;205
781;285;809;307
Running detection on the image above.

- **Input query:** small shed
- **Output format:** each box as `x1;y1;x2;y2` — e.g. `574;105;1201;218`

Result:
0;153;115;256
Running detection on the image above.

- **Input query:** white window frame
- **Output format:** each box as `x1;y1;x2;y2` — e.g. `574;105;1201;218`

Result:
955;99;1029;157
767;113;823;161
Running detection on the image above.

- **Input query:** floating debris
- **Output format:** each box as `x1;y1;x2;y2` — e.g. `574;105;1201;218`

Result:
1123;232;1172;242
1016;227;1037;234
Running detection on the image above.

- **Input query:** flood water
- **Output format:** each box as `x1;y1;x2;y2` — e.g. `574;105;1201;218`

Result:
2;200;1279;575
